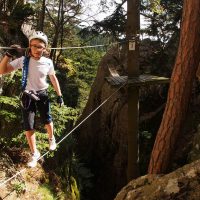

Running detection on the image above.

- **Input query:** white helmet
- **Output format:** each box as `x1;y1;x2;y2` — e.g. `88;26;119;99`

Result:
29;31;48;46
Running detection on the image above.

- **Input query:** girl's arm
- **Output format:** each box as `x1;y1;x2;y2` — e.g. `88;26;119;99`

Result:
0;56;14;75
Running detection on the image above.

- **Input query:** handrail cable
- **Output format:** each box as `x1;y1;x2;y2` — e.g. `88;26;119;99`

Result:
0;81;127;188
0;42;122;50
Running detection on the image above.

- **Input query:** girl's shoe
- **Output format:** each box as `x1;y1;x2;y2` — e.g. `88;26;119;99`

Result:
49;136;57;151
27;150;40;168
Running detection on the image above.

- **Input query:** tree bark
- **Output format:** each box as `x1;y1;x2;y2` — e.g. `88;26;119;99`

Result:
148;0;200;174
37;0;46;31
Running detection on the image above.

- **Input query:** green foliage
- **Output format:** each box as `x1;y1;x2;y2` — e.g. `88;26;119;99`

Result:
51;104;79;137
141;130;152;139
141;0;183;44
11;131;27;146
0;110;18;122
149;0;164;14
70;155;94;200
10;3;34;22
70;176;80;200
12;181;26;196
80;2;126;39
36;183;55;200
0;0;34;45
9;130;48;152
62;58;77;77
58;152;94;200
0;96;20;108
33;131;50;153
0;95;22;139
2;70;23;96
60;47;105;110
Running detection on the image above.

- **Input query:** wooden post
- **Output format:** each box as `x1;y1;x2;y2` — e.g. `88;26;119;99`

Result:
127;0;140;181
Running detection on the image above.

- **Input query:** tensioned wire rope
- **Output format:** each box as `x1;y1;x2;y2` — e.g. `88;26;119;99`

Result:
0;43;118;50
0;40;128;51
0;44;106;50
0;81;127;188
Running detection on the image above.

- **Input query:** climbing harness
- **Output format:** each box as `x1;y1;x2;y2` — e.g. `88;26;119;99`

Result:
22;56;30;91
23;90;40;101
20;56;31;110
20;56;40;110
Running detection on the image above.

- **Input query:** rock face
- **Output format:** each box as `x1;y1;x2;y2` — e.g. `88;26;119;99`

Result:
76;45;128;200
114;159;200;200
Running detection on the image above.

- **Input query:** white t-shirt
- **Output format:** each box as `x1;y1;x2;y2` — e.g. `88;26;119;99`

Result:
10;56;55;91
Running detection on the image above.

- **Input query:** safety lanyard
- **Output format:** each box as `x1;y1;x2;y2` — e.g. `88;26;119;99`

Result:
22;56;30;91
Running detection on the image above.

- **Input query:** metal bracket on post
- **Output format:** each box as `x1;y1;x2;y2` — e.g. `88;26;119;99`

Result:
129;34;139;51
129;38;135;51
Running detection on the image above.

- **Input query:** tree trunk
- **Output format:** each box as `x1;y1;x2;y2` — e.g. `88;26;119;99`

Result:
37;0;46;31
148;0;200;174
50;0;62;62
